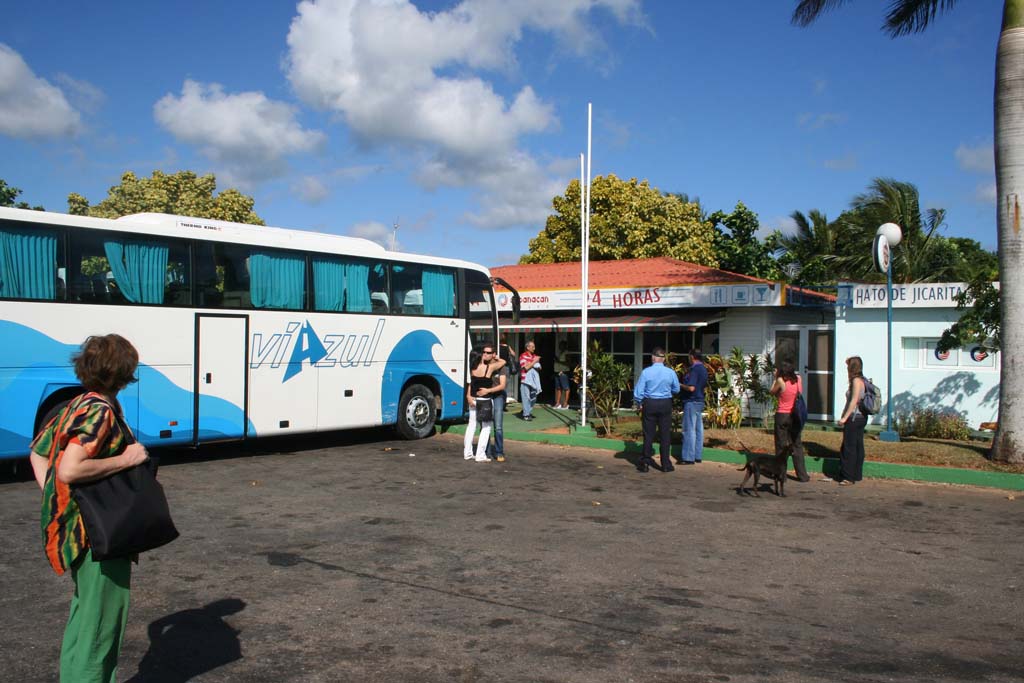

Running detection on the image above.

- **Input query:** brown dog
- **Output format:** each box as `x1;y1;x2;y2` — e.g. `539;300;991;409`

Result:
737;447;787;497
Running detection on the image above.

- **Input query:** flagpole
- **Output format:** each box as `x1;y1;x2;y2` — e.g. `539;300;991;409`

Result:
580;103;592;428
579;152;586;426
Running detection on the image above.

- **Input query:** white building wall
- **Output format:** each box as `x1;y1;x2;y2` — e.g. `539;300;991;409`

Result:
834;304;1000;428
718;309;772;419
719;308;769;357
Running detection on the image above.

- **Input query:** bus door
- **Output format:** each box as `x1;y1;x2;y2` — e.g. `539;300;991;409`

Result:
195;314;249;443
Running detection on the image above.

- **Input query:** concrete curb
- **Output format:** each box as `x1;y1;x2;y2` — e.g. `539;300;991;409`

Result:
445;424;1024;491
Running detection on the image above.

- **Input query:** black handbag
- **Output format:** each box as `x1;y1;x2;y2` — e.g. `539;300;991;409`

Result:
793;392;809;432
71;407;179;561
475;397;494;422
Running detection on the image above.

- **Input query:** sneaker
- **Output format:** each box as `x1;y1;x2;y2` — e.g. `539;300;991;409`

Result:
496;455;506;462
475;455;492;462
464;453;474;460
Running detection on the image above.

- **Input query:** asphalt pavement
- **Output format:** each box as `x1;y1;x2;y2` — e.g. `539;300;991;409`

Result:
1;429;1022;682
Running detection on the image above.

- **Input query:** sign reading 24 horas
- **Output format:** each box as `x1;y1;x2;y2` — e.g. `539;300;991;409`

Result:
494;283;782;311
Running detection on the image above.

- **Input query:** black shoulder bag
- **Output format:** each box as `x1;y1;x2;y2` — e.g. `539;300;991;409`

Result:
71;404;179;561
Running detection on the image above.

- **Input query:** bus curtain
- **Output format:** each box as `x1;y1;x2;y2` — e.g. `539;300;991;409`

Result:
343;262;372;312
0;228;57;300
104;240;169;304
250;251;305;309
422;268;454;316
312;258;345;311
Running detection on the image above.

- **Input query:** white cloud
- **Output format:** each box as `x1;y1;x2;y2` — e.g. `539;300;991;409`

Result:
0;43;81;138
291;165;383;204
956;142;994;174
755;215;796;240
417;151;568;229
284;0;643;229
54;73;105;114
154;80;326;186
824;153;857;171
293;175;330;204
350;220;397;249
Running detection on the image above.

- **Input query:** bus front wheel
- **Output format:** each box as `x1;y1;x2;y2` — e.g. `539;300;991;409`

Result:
396;384;436;439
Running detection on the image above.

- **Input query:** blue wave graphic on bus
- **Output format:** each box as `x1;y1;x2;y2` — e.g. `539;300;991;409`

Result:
381;330;463;423
0;321;254;458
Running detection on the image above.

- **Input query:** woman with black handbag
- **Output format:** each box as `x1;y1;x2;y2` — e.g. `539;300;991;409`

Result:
769;360;810;483
463;345;505;462
29;334;150;683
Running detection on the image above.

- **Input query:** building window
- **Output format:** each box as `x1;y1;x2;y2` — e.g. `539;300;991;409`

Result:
902;337;920;369
901;337;996;371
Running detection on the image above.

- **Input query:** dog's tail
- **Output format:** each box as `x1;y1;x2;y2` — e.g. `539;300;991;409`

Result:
736;441;752;470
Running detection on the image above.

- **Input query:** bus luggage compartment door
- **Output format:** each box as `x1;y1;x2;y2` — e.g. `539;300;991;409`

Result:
195;314;249;443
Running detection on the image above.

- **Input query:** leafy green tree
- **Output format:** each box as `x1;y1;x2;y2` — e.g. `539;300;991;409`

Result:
792;0;1023;468
937;277;1001;353
522;175;718;265
0;178;44;211
942;237;999;282
68;170;264;225
709;202;780;279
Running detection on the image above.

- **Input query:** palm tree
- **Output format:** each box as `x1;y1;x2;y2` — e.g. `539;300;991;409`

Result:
793;0;1023;464
772;209;841;284
842;178;950;283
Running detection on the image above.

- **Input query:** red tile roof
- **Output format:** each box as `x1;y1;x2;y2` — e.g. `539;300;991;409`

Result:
490;257;771;291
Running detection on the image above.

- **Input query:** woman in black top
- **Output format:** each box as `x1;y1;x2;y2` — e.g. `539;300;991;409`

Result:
464;348;505;462
836;356;867;485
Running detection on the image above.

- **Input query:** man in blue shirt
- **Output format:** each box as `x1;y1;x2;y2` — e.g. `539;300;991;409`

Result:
632;347;680;473
680;349;708;464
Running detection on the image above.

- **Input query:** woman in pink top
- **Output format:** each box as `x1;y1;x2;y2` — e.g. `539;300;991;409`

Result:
770;360;809;482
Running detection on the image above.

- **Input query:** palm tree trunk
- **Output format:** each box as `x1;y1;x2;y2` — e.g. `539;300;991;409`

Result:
993;0;1024;463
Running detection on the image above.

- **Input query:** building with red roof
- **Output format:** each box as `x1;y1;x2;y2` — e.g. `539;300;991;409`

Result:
487;257;837;420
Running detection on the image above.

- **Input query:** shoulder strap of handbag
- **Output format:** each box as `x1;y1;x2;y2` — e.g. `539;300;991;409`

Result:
89;395;136;445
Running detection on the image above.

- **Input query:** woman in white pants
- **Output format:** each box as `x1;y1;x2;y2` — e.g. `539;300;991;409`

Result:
465;347;504;461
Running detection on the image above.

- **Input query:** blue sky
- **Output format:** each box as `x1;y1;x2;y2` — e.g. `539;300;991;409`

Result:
0;1;1001;269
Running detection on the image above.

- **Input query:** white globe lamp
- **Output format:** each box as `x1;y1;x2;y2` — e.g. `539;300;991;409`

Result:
877;222;902;247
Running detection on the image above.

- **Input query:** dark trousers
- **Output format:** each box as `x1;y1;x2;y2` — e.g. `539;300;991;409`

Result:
839;415;867;482
774;412;809;481
642;397;673;470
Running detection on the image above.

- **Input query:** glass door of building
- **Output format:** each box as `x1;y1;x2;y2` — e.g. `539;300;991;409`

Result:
772;326;834;421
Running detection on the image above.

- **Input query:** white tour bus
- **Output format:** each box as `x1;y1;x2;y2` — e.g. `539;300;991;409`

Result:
0;206;508;460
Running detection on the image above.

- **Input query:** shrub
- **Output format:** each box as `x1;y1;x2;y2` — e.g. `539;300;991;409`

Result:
897;408;971;441
578;340;631;436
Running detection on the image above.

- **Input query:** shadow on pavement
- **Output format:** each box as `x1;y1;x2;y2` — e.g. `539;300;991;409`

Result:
126;598;246;683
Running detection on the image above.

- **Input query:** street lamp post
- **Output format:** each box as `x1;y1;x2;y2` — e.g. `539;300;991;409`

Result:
874;222;902;442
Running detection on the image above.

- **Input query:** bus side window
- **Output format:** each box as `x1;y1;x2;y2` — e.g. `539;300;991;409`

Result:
164;241;191;306
368;261;390;314
0;223;59;301
195;243;223;308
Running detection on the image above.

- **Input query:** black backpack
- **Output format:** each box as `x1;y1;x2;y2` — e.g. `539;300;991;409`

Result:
502;344;520;374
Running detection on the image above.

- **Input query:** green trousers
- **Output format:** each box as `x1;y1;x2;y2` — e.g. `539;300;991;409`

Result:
60;549;132;683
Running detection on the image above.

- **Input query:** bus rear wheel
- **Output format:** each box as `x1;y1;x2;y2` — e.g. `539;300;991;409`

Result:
36;395;74;435
396;384;436;439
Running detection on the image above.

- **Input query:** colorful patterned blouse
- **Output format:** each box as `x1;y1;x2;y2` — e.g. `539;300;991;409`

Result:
31;392;129;575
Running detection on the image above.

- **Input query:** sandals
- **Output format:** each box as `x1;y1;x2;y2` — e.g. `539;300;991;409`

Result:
838;480;855;486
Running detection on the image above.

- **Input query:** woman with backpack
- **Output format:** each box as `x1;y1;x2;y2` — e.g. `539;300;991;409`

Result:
836;355;868;486
769;360;809;482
